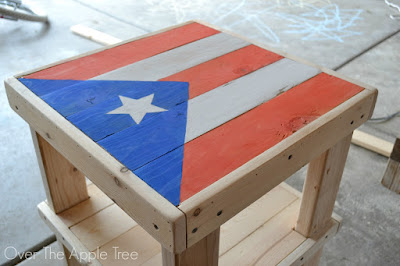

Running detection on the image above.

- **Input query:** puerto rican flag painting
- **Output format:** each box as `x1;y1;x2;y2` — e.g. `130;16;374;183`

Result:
18;22;364;206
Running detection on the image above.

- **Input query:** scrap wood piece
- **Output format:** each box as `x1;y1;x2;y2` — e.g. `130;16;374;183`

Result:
381;138;400;193
69;24;395;159
351;130;394;157
70;24;121;46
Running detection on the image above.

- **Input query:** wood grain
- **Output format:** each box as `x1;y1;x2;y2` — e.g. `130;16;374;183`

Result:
93;33;249;81
161;44;283;99
31;129;88;213
163;228;219;266
6;77;186;253
25;22;219;80
296;134;352;238
179;88;376;248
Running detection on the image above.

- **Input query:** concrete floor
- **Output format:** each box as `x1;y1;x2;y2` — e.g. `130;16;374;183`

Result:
0;0;399;265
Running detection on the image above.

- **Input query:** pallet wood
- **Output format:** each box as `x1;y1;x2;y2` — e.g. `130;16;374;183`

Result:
73;22;392;163
6;77;186;253
296;134;352;238
38;182;339;266
352;130;394;157
26;23;219;80
162;229;219;266
31;128;89;213
93;33;249;81
7;21;377;263
179;89;375;247
71;24;122;46
381;137;400;193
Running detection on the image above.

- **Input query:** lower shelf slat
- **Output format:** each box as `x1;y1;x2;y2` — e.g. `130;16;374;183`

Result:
38;183;340;266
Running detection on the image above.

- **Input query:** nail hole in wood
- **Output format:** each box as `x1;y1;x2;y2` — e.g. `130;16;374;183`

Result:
300;257;304;261
350;120;354;125
192;228;198;233
153;224;159;230
217;210;223;216
325;235;328;239
361;114;364;119
15;106;18;110
288;155;292;160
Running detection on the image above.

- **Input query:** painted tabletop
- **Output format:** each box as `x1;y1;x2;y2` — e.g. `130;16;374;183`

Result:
18;22;364;206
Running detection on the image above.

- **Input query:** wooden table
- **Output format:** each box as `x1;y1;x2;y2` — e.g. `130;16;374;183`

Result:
5;21;377;265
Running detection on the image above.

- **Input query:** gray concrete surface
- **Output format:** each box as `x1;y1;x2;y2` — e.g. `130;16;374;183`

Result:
0;0;399;265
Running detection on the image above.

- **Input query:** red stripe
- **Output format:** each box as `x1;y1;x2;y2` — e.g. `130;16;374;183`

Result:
25;23;219;80
180;73;364;202
161;45;283;99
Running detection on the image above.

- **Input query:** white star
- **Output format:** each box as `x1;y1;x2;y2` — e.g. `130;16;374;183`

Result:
107;94;167;124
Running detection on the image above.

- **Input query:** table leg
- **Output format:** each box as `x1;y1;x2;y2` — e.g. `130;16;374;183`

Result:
381;137;400;193
296;134;352;264
31;127;89;213
162;228;220;266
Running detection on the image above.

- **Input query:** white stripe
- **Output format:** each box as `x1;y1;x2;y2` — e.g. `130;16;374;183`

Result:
185;59;320;142
93;33;249;81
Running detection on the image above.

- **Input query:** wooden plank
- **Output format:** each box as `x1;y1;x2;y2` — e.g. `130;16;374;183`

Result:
71;24;122;46
352;130;393;157
70;204;137;251
161;44;283;99
98;227;161;266
184;58;319;143
179;73;364;202
93;33;249;81
162;228;220;266
178;88;376;247
5;77;187;253
31;129;89;213
219;200;301;266
304;249;323;266
142;253;162;266
219;185;298;255
254;231;306;266
58;184;113;228
296;134;352;238
37;202;102;265
61;241;83;266
25;22;219;80
278;219;339;266
41;80;188;118
381;158;400;193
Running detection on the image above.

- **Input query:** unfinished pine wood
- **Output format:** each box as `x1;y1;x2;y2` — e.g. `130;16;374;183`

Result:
70;204;137;251
352;130;393;157
296;134;352;238
60;241;82;266
71;24;122;46
303;249;323;266
254;231;305;266
6;77;186;253
279;219;339;266
58;183;113;228
38;202;101;266
163;228;220;266
99;226;161;266
381;138;400;193
382;158;400;193
31;128;88;213
179;89;376;247
220;200;300;266
219;185;297;255
38;182;341;266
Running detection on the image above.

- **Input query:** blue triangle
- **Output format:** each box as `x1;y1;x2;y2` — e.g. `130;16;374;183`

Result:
19;78;82;96
134;146;185;206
